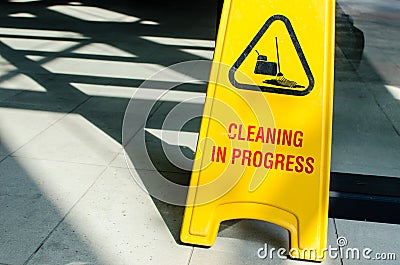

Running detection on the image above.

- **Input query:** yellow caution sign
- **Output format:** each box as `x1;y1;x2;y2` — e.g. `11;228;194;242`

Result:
181;0;335;261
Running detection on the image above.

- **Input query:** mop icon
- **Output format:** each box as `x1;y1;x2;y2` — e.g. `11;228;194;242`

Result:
254;37;304;88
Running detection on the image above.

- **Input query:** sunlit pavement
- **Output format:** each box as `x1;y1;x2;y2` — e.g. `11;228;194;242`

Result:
0;0;399;264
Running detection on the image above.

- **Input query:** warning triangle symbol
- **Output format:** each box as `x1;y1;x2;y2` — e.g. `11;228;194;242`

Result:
228;15;314;96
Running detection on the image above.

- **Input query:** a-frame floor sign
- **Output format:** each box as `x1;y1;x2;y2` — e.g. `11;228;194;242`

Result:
181;0;335;261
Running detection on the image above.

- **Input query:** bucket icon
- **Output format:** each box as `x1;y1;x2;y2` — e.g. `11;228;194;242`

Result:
254;51;278;76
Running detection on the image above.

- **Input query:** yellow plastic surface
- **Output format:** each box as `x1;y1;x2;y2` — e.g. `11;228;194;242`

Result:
181;0;335;261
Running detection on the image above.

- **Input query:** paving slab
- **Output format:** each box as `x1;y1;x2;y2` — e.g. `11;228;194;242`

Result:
0;1;398;265
334;69;361;82
13;113;121;166
0;156;105;265
189;219;340;265
331;128;400;176
333;86;395;134
0;87;21;103
122;97;203;173
124;133;193;173
375;99;400;134
0;71;47;102
337;0;400;86
332;81;400;177
27;167;193;265
334;81;372;100
126;169;191;218
0;71;47;89
357;60;400;85
335;219;399;265
0;105;65;156
72;96;130;144
365;83;400;133
146;101;204;132
110;152;128;168
5;86;88;112
332;0;400;178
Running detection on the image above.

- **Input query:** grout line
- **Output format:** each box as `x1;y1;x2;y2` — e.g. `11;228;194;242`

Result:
8;95;93;157
332;218;344;265
106;148;124;167
22;165;108;265
367;86;400;137
186;247;195;265
1;111;64;156
126;167;188;174
122;93;175;149
1;86;25;102
0;155;8;163
9;154;113;168
20;117;121;264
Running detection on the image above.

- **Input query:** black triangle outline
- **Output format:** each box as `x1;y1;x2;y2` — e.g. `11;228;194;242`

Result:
228;15;314;96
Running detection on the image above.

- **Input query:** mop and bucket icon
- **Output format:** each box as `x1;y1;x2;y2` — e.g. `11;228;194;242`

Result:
254;37;304;88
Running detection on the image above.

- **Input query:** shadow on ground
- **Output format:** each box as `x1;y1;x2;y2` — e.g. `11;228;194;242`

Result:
0;0;399;264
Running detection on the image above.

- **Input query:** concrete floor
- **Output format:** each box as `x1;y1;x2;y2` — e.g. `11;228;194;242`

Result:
332;0;400;177
0;0;399;264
